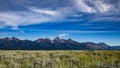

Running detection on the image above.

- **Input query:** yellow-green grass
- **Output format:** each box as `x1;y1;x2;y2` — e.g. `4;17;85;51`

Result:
0;50;119;68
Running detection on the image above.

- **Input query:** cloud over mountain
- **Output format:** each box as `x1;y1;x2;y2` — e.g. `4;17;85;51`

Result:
58;33;68;38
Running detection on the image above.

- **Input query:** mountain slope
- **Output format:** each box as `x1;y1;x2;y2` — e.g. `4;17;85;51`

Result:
0;37;119;50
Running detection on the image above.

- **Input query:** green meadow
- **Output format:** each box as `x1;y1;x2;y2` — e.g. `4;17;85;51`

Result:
0;50;119;68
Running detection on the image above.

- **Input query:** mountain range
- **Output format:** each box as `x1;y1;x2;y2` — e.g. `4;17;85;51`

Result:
0;37;119;50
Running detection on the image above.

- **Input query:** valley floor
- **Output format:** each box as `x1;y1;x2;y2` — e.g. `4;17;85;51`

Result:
0;50;120;68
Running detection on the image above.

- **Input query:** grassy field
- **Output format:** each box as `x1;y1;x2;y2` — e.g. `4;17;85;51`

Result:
0;50;119;68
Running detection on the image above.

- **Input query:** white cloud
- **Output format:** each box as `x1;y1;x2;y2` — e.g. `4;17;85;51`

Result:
74;0;112;14
93;1;111;13
74;0;96;14
0;10;63;29
28;7;60;16
20;30;25;33
0;0;119;30
91;16;120;22
58;33;68;38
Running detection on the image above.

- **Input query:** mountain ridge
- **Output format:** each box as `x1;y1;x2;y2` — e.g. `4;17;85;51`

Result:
0;37;119;50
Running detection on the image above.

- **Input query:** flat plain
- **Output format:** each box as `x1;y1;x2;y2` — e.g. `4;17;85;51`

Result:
0;50;120;68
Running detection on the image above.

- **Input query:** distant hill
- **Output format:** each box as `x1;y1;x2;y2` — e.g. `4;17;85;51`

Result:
0;37;119;50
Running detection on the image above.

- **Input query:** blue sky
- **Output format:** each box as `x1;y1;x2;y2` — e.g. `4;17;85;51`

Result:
0;0;120;46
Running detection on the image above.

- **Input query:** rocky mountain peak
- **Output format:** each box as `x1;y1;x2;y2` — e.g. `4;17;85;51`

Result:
11;37;19;41
0;37;119;50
